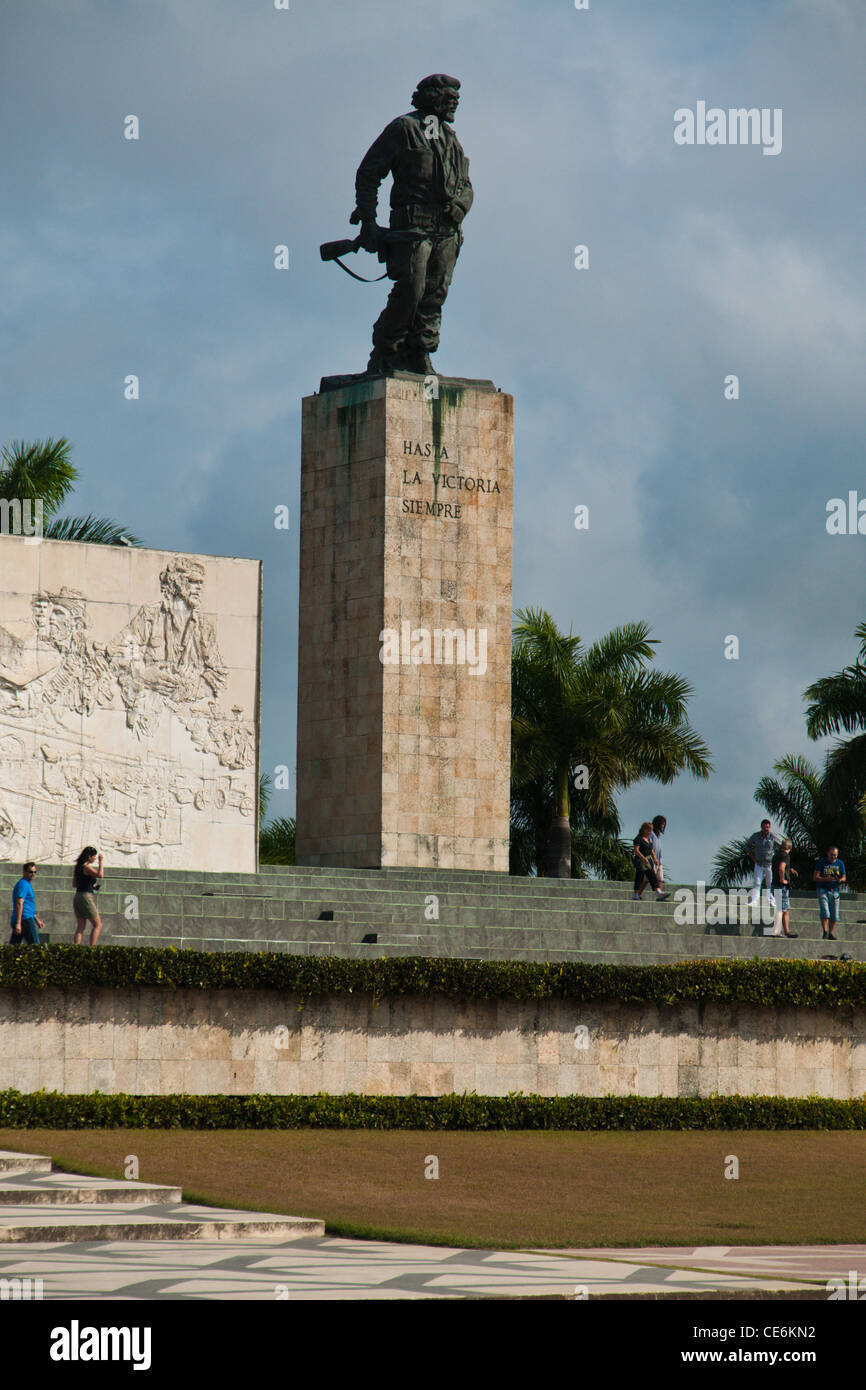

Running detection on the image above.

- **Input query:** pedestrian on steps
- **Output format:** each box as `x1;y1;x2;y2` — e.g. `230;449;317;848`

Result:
9;862;44;945
633;822;670;901
649;815;667;890
73;846;104;946
771;837;798;937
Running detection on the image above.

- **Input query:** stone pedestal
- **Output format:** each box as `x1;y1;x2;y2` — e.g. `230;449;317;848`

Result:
296;373;513;869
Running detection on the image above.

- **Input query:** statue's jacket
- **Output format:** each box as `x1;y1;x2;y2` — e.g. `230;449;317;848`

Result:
355;111;473;237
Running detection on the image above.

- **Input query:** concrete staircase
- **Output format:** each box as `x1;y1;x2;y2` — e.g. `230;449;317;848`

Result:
0;1150;323;1242
5;864;864;966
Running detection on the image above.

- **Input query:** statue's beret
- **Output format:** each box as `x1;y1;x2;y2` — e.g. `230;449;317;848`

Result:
415;74;460;92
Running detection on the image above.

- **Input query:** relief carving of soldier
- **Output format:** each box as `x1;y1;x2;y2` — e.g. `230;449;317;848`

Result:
0;558;253;865
0;588;114;720
106;557;227;736
33;589;115;716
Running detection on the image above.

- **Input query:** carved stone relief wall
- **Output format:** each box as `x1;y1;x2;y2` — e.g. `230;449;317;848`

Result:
0;538;260;870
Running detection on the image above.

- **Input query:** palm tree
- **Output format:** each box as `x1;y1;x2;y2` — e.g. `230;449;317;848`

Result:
0;438;142;545
260;817;296;865
804;622;866;809
259;771;273;823
511;609;712;877
710;753;866;890
258;770;296;864
509;771;633;879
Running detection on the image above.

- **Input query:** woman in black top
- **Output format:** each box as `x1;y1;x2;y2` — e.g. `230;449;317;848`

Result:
633;822;669;901
72;845;104;946
771;837;798;938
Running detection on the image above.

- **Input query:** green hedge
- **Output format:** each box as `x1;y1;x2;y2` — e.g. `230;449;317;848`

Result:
0;944;863;1009
1;1090;864;1130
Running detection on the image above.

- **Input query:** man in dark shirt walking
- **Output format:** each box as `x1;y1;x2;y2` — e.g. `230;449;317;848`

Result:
353;74;473;375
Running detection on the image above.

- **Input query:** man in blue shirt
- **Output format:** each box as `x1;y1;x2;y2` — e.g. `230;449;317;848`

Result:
9;862;43;945
813;846;846;940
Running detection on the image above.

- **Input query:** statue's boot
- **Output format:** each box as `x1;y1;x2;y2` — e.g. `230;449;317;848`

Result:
366;348;400;376
403;349;435;375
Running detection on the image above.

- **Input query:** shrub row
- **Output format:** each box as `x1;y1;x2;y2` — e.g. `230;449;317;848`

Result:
0;945;863;1009
1;1089;864;1130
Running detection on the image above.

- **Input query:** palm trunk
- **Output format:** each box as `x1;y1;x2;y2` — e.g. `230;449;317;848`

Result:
547;764;571;878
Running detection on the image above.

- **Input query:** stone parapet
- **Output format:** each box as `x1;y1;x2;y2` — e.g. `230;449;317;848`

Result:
1;988;862;1099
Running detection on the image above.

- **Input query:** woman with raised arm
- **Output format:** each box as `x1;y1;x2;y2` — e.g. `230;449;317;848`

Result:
72;846;104;946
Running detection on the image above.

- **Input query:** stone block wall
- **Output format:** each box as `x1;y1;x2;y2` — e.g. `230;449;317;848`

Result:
0;989;862;1098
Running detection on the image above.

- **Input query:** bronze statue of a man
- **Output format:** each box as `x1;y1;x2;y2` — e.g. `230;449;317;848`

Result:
353;74;473;376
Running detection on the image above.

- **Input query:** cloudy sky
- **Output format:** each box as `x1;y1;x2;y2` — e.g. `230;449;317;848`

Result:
2;0;864;880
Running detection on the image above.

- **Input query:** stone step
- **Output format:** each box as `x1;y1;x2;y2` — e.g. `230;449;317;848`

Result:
98;930;866;964
13;862;854;898
186;934;864;958
0;1151;325;1243
27;896;859;932
0;1210;325;1243
0;1150;52;1176
0;1179;183;1206
25;884;856;915
24;868;844;891
113;916;866;945
8;861;859;966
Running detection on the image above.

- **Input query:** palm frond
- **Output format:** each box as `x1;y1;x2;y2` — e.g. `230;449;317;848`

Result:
710;836;754;887
46;514;143;546
822;734;866;811
579;621;656;679
512;607;582;686
0;437;76;515
259;772;273;824
259;816;296;865
805;669;866;738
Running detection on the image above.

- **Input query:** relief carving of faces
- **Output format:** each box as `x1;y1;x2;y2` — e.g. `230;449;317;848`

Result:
160;561;205;612
32;593;84;652
32;598;52;641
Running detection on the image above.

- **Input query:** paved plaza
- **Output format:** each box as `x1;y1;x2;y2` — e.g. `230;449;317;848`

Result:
0;1237;854;1300
543;1244;866;1286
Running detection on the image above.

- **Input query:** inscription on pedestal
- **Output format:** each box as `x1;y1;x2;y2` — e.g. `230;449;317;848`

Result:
401;453;502;521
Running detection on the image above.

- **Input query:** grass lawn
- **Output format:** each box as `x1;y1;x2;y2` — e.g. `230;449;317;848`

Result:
0;1129;863;1249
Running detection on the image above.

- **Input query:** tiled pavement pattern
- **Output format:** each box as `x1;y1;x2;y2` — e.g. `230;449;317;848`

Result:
0;1150;323;1243
15;864;866;966
543;1245;866;1285
0;1238;819;1300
